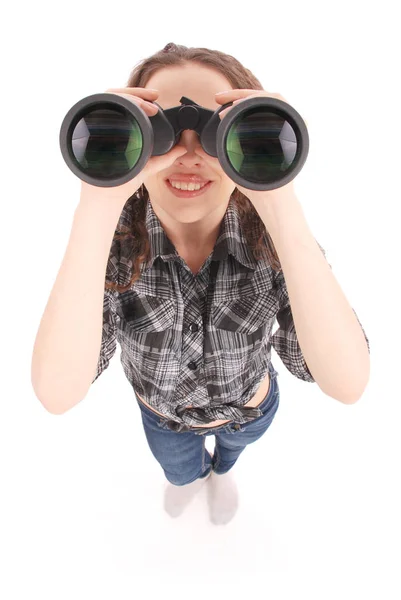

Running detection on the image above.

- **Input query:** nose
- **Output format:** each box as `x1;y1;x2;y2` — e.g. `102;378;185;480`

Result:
176;129;201;150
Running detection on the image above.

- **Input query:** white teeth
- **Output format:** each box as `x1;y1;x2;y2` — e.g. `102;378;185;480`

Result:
169;180;208;191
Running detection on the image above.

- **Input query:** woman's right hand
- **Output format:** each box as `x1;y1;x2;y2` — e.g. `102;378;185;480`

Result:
80;87;187;204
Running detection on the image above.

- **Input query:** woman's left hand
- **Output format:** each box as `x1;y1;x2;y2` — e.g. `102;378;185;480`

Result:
215;89;301;203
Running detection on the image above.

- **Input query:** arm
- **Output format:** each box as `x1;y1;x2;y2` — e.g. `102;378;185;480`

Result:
253;189;370;404
31;186;133;414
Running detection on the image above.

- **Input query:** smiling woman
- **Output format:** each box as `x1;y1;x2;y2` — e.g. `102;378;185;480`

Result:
32;41;370;509
105;42;281;294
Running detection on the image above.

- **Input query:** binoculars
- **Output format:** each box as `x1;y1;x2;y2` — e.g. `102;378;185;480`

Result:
59;92;309;191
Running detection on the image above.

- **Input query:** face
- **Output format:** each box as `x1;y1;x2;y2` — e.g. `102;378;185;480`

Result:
142;63;237;231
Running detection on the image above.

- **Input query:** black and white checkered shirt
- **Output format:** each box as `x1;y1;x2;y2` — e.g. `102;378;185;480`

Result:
92;196;370;427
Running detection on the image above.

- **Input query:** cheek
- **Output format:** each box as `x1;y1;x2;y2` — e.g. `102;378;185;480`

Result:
141;176;157;190
221;175;236;190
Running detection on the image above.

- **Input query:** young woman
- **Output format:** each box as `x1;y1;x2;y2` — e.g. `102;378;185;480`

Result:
32;43;370;525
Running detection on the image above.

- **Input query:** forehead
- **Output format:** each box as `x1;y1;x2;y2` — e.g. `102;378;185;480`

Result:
145;64;232;111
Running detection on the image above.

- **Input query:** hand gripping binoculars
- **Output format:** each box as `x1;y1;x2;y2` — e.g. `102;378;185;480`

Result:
59;92;309;191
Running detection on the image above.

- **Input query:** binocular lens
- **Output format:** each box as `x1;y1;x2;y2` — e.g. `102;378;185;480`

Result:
224;106;298;184
70;106;143;179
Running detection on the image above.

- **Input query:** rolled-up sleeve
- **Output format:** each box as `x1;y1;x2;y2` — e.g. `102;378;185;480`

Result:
92;287;119;384
91;223;121;384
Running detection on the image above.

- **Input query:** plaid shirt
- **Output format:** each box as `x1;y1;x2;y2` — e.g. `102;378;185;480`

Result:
92;197;370;427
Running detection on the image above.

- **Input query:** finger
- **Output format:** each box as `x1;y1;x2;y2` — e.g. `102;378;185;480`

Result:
106;87;159;97
215;89;263;102
219;107;231;120
107;92;156;108
218;97;255;118
216;89;256;96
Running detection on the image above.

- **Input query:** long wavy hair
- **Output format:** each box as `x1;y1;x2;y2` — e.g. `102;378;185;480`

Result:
105;42;282;293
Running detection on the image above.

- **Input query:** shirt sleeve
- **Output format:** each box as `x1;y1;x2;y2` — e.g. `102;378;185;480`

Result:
91;221;122;384
270;240;370;382
91;287;119;384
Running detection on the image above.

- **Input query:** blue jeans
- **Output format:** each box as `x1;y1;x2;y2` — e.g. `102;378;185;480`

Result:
136;362;280;486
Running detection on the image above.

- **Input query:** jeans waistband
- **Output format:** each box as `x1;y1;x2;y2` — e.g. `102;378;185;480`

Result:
137;361;278;433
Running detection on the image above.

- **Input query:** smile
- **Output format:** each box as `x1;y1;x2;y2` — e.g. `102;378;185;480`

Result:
165;179;213;198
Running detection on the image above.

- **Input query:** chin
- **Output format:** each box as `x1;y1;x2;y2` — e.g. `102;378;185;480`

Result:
165;204;212;221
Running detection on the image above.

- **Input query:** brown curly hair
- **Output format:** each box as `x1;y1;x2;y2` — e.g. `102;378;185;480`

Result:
105;42;282;293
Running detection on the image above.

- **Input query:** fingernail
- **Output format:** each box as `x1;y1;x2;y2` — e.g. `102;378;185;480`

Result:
216;91;229;95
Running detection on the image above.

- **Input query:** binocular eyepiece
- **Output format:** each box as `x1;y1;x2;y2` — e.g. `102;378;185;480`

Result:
59;93;309;191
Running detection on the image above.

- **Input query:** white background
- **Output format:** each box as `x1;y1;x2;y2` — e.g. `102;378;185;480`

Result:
1;0;400;597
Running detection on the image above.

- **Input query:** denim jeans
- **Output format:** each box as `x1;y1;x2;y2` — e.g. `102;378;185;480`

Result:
136;361;280;486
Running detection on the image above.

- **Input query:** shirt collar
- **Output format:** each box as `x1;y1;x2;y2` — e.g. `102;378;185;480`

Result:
143;196;258;272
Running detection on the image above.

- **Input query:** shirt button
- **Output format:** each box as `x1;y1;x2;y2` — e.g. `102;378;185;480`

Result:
189;323;199;333
187;361;197;370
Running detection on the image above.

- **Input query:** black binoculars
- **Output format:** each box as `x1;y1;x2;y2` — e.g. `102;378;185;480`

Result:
59;93;309;191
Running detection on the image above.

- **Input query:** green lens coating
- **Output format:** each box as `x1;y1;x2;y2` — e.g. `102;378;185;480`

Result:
70;106;143;179
225;106;298;184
